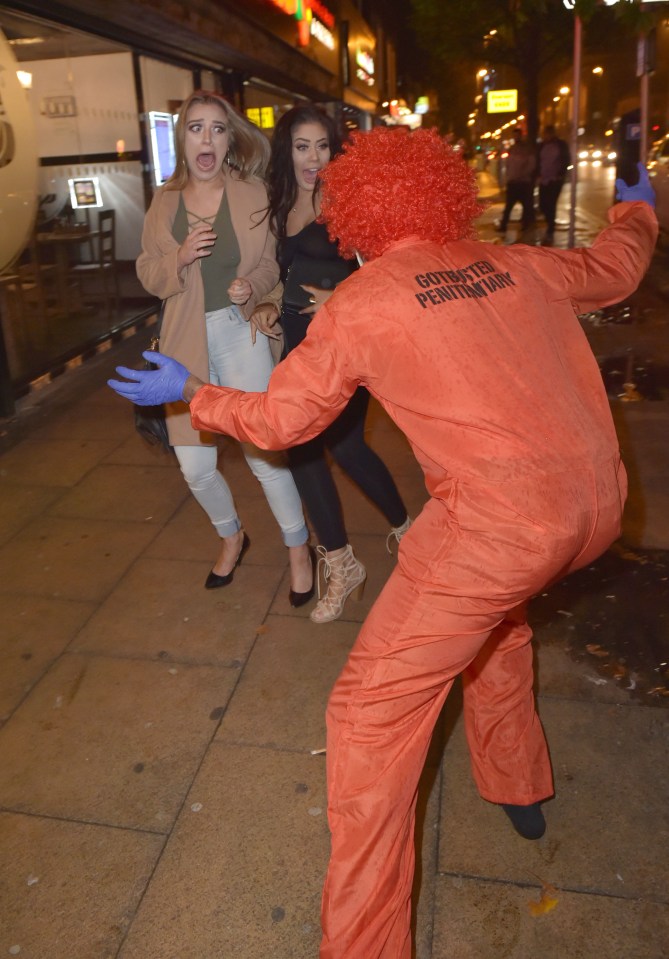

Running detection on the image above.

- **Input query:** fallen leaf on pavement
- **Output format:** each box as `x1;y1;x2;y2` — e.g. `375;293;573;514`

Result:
586;644;610;658
528;882;559;917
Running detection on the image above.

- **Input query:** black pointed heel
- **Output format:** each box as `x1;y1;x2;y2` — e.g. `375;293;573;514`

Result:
289;545;316;608
204;532;250;589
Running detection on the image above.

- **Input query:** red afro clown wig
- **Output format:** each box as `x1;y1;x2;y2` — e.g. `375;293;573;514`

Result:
319;127;486;261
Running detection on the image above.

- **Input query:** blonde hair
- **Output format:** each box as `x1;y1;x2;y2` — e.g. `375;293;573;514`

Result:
165;90;270;189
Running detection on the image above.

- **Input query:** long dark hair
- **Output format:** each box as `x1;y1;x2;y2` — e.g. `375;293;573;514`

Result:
267;105;343;239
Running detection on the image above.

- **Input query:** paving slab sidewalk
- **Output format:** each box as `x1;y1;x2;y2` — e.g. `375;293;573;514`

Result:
0;259;667;958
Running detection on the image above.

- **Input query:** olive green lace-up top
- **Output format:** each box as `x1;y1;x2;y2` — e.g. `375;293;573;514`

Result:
173;191;240;313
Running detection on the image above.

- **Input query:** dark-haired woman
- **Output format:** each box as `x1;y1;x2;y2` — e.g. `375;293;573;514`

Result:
250;105;411;623
137;91;312;600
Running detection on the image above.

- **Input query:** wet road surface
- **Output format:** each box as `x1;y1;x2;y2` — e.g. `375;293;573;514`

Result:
531;543;669;705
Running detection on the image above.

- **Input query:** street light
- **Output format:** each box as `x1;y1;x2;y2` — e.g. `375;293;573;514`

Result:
562;0;583;247
589;65;606;142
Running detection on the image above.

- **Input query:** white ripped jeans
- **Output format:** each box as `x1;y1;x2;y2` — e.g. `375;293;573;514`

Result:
174;306;308;547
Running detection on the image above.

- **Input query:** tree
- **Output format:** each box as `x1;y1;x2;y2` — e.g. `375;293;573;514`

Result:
409;0;571;140
409;0;653;142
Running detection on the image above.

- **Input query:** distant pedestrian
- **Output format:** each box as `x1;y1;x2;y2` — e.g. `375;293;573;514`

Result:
497;128;536;234
537;124;571;243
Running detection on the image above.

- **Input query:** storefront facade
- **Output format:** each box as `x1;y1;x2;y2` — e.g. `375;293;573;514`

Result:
0;0;395;413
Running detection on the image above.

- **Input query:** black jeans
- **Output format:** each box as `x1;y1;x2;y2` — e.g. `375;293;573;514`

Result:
281;307;407;551
538;180;564;233
287;386;408;551
500;180;535;230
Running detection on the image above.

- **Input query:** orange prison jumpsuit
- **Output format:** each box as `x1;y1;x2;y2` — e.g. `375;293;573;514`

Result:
190;202;658;959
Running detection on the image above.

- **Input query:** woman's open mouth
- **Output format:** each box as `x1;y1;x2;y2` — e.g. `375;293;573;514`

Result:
197;151;216;171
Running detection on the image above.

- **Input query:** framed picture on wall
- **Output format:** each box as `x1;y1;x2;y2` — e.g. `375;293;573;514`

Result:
68;176;103;208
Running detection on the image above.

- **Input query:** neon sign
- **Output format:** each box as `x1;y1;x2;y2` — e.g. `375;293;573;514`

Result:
266;0;336;47
311;17;335;49
355;48;375;86
267;0;298;13
311;1;334;29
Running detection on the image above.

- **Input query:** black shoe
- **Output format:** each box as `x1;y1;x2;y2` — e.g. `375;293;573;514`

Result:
204;532;250;589
289;545;316;608
501;802;546;840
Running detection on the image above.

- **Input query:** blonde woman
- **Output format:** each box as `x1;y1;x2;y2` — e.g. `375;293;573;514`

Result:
137;91;313;600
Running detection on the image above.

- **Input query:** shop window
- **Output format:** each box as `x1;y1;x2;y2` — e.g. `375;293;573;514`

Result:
0;9;182;390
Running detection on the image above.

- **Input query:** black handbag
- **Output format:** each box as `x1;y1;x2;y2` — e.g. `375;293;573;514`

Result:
283;253;356;312
133;305;172;453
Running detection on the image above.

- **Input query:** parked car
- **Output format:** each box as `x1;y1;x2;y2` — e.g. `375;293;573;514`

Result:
647;134;669;234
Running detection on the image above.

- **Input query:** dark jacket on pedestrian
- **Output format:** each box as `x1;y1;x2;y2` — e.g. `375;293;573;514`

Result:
538;135;571;184
506;141;536;184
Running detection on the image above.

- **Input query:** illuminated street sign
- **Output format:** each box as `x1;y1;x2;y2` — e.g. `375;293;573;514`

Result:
487;89;518;113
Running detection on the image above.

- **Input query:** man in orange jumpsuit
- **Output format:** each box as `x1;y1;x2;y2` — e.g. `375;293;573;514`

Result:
109;131;657;959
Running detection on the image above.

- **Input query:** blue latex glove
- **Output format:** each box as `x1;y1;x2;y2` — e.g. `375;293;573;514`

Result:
615;162;656;207
108;351;191;405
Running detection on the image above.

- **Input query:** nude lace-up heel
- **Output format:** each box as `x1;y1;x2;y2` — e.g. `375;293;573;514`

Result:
386;515;413;554
310;544;366;624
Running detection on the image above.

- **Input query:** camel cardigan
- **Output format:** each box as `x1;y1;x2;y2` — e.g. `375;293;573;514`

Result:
136;167;279;446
